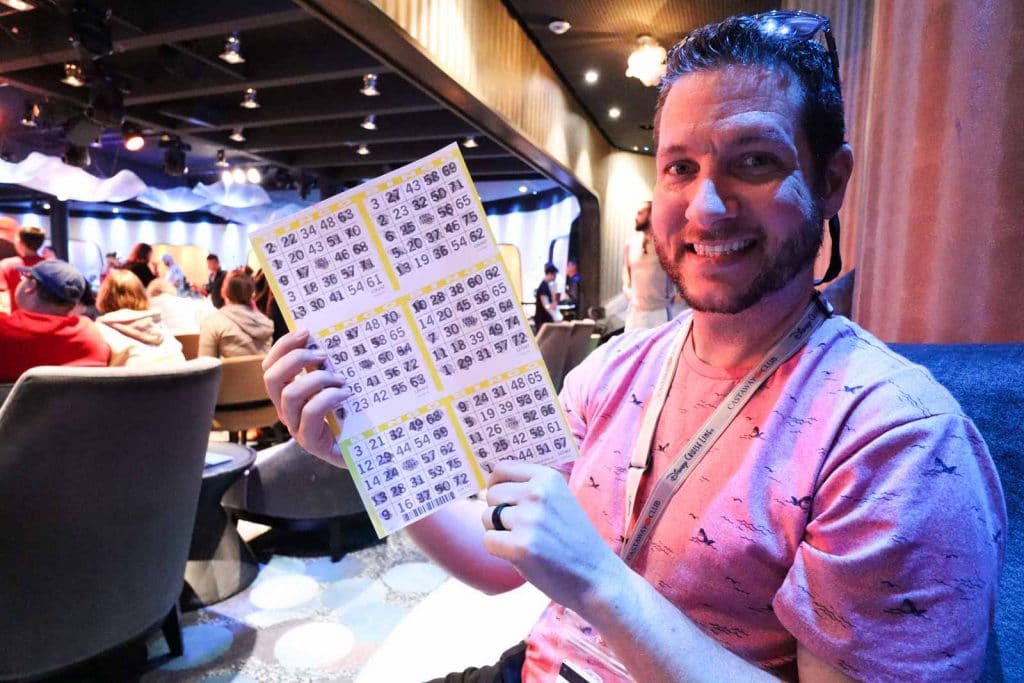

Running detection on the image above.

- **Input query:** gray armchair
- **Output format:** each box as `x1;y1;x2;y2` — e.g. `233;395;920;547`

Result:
0;358;222;680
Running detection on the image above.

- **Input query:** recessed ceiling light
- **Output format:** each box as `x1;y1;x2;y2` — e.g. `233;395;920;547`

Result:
548;19;571;35
219;33;245;64
61;62;86;87
111;207;119;214
643;145;650;152
584;70;599;85
360;74;380;97
518;184;528;194
632;145;639;151
232;168;246;184
360;114;377;131
240;87;260;109
608;107;621;119
229;127;246;142
356;143;370;156
462;136;478;149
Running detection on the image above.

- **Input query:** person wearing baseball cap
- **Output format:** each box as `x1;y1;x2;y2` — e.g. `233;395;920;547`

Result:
0;259;110;382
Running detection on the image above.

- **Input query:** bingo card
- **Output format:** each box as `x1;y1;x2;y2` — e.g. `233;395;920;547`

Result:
249;143;579;537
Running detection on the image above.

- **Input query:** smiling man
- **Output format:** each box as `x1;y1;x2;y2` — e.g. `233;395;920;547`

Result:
262;13;1005;682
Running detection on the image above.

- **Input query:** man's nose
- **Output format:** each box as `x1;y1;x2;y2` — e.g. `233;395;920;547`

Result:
684;177;732;227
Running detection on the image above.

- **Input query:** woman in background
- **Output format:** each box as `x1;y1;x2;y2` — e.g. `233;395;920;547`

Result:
95;269;184;366
124;242;157;289
199;268;273;358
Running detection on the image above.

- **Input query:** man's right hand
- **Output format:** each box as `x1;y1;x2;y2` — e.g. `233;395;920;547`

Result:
262;329;350;466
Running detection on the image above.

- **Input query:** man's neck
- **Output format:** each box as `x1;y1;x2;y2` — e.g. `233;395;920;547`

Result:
689;275;815;370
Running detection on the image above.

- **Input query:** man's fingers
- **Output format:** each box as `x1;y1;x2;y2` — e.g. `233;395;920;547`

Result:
262;329;308;370
487;461;557;486
264;346;328;415
279;369;346;434
481;502;517;532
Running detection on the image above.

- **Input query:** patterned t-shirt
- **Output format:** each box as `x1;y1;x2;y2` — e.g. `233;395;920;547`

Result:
522;311;1006;682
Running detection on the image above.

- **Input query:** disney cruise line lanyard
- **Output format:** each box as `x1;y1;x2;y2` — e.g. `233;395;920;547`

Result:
620;294;832;565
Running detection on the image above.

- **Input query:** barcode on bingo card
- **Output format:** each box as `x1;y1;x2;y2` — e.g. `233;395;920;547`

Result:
401;491;456;523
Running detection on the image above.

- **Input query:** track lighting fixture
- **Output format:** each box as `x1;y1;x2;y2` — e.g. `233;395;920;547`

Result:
62;144;91;168
215;149;229;167
240;87;260;109
218;33;245;64
161;137;190;176
229;127;246;142
359;74;379;97
360;114;377;131
462;136;478;149
61;62;86;87
122;124;144;151
356;143;370;156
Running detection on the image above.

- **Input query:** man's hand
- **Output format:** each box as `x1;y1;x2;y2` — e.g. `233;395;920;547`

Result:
480;462;622;614
262;329;349;466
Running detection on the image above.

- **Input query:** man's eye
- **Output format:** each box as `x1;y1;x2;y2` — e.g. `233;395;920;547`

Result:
736;153;777;170
665;161;697;176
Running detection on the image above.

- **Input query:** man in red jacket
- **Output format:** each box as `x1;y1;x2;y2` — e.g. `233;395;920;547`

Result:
0;260;110;383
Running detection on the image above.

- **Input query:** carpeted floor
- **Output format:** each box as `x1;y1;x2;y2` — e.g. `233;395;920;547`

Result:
140;528;449;683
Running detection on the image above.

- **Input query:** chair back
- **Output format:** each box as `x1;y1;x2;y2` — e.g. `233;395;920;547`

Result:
212;354;278;433
564;320;597;377
0;358;222;680
176;333;200;360
535;322;573;393
889;343;1024;681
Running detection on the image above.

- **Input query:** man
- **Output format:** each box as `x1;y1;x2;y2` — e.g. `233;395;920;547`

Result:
161;253;188;294
622;201;682;331
563;257;581;316
0;260;110;382
533;263;559;329
262;14;1004;681
0;224;46;312
198;253;226;309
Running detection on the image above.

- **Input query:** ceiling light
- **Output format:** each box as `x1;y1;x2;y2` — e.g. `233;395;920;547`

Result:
632;145;639;151
359;74;379;97
360;114;377;130
122;124;144;151
111;207;119;214
626;35;668;87
62;144;90;168
462;136;478;149
215;149;229;167
246;167;262;184
518;184;528;194
0;0;34;11
584;70;599;85
61;62;86;88
21;101;40;127
219;33;245;64
240;87;260;109
161;137;190;176
221;169;234;186
548;19;571;35
643;145;650;152
232;168;246;184
356;143;370;156
608;107;621;119
229;127;246;142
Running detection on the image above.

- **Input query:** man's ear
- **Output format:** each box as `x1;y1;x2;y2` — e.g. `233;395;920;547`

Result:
821;143;854;219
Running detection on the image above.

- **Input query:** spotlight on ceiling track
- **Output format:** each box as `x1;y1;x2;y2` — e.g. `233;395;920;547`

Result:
240;87;260;109
229;127;246;143
359;74;379;97
160;137;190;177
20;101;39;127
61;62;86;87
462;136;478;149
356;143;370;156
548;18;571;35
360;114;377;131
219;33;245;64
215;149;229;167
62;144;91;168
122;124;144;151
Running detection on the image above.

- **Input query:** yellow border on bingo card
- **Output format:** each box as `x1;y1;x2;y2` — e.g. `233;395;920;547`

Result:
395;295;445;392
250;227;302;331
350;191;401;292
339;431;389;537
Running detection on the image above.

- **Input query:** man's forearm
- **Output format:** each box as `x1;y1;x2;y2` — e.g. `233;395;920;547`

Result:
578;561;778;683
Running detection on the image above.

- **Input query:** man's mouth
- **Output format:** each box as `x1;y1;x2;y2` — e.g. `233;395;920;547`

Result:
686;238;757;257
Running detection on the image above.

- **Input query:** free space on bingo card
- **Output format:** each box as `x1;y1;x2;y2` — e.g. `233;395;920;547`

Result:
250;143;579;536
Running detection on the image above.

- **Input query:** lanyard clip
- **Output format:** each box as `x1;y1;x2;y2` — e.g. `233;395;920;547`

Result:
813;291;834;317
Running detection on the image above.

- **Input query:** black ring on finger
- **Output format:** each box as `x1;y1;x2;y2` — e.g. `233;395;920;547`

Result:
492;503;512;532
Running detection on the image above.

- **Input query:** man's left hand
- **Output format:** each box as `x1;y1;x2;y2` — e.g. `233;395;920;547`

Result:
481;462;622;613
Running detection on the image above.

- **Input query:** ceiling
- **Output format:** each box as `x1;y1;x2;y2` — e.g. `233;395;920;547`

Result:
0;0;776;210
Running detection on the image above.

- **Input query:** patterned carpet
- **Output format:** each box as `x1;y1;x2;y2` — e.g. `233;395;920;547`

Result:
141;530;449;683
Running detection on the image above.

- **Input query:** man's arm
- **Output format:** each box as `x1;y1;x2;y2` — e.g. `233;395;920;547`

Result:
622;243;633;302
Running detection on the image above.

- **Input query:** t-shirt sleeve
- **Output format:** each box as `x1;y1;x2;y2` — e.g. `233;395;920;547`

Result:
773;413;1006;680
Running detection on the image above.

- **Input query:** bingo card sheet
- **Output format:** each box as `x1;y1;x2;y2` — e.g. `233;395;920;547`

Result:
250;143;579;537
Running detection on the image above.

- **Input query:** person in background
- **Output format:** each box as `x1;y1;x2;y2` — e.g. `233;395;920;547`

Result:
100;251;119;283
0;224;47;312
254;268;290;342
40;245;57;260
197;253;227;309
533;262;560;330
161;253;188;294
0;215;18;260
123;242;157;289
146;279;200;335
262;13;1004;681
0;260;109;382
563;257;582;317
95;269;184;367
622;201;683;331
199;268;273;358
74;280;99;321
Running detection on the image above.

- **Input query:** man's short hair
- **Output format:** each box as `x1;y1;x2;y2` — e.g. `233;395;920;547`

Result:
223;268;255;305
654;15;845;175
544;263;559;276
207;253;220;262
18;226;46;251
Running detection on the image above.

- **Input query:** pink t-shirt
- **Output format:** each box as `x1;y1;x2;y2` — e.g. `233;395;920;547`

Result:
523;312;1006;682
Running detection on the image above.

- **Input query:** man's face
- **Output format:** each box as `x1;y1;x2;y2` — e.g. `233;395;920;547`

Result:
652;65;824;314
635;204;651;231
207;259;219;273
13;274;38;312
566;261;578;277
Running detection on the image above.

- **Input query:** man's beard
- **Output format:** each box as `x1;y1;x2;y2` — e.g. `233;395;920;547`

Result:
655;208;823;315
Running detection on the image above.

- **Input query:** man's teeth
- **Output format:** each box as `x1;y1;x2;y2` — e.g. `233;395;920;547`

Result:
691;239;754;257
